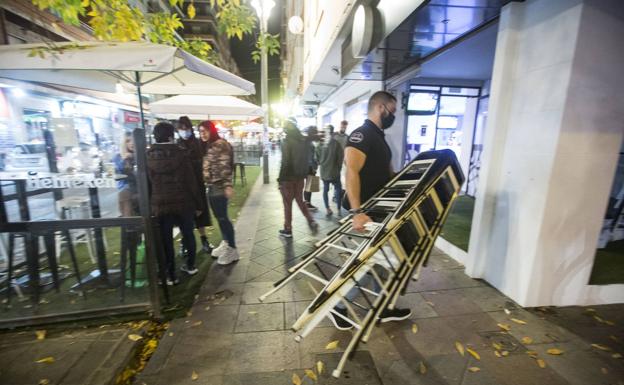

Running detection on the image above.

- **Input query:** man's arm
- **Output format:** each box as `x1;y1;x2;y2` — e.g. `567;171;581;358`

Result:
345;147;371;231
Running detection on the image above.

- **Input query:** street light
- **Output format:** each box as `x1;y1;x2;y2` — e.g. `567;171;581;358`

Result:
251;0;275;184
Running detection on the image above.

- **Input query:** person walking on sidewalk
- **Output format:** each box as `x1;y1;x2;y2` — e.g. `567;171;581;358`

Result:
329;91;412;330
177;116;214;259
199;121;239;265
319;124;344;216
147;122;202;285
303;126;321;211
278;118;319;238
335;120;349;149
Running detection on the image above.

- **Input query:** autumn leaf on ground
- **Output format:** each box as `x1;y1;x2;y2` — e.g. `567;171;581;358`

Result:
425;301;435;307
522;337;533;344
497;323;511;332
511;318;527;325
547;348;564;355
610;335;620;343
169;332;174;337
468;367;480;373
591;344;611;351
38;380;50;385
612;353;622;359
35;330;46;340
419;361;427;374
325;340;339;350
205;306;210;311
466;347;481;360
411;324;418;334
316;361;324;374
248;311;258;315
191;371;199;381
501;351;509;357
128;334;143;341
537;359;546;368
492;342;503;350
504;308;511;315
292;373;302;385
36;357;55;364
305;369;318;381
455;341;465;356
494;350;502;358
526;351;539;358
192;321;203;327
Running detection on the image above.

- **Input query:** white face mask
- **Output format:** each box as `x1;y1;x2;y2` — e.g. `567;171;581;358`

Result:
178;130;192;140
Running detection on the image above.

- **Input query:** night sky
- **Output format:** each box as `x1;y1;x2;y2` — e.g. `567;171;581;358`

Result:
229;2;283;107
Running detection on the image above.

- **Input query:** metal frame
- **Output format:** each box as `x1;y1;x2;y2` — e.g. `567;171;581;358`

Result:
260;149;465;378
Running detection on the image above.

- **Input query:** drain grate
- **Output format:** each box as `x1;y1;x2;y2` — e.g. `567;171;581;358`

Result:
479;330;526;354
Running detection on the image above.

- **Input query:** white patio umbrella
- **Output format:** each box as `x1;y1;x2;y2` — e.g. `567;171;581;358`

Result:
150;95;263;121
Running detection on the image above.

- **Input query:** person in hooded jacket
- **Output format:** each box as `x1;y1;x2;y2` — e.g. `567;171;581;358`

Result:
319;124;344;216
176;116;214;265
277;118;319;238
147;122;202;285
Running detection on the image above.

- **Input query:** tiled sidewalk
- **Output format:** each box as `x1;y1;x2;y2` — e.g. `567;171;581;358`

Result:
137;162;624;385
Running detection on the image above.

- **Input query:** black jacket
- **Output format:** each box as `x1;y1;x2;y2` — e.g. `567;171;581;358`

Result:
147;143;201;216
278;127;310;182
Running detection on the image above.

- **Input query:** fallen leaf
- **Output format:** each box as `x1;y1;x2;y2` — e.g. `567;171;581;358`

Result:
411;324;418;334
325;340;339;350
468;367;480;373
466;347;481;361
601;367;608;374
522;337;533;344
609;335;620;343
455;341;465;356
492;342;503;350
547;348;564;355
191;371;199;381
494;351;502;358
36;357;55;364
425;301;435;307
317;361;324;375
169;332;174;337
186;311;193;317
511;318;527;325
204;306;210;311
419;361;427;374
537;359;546;368
501;350;509;357
497;323;511;332
612;353;622;359
128;334;143;341
38;380;50;385
292;373;302;385
591;344;611;351
526;351;539;358
504;308;511;315
192;321;202;327
35;330;46;340
248;311;258;315
305;369;318;381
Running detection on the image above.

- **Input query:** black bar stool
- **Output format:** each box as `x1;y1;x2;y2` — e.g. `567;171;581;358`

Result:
233;162;247;186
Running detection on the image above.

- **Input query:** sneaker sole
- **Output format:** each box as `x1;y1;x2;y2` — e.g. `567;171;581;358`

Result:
279;233;293;238
217;258;239;265
378;312;412;323
328;313;353;331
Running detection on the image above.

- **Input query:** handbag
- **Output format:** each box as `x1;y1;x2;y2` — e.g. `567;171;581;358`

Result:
305;175;320;193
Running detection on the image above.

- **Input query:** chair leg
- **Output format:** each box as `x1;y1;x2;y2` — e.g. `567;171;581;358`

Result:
241;165;246;186
129;230;138;288
119;227;128;303
44;232;60;293
6;233;15;304
64;229;85;299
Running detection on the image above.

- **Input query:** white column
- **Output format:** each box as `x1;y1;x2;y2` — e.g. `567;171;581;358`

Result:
466;0;624;307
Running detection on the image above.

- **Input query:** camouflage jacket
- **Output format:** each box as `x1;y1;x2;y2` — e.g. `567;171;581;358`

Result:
203;138;233;192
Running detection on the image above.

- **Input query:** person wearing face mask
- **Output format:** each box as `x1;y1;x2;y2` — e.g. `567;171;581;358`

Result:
176;116;214;269
328;91;412;331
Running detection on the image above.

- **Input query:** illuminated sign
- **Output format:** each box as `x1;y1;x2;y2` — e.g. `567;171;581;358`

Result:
26;173;117;189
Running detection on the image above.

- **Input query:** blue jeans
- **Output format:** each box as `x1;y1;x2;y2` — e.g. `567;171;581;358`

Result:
159;211;196;279
336;272;382;309
209;192;236;248
322;178;342;211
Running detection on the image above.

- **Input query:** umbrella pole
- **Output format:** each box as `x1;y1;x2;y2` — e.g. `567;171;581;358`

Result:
133;72;164;319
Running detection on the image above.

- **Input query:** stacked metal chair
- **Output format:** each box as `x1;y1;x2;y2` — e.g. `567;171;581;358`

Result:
260;149;465;377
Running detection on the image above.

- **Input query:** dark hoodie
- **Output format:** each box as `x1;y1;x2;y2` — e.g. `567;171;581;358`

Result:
278;125;310;182
146;143;201;216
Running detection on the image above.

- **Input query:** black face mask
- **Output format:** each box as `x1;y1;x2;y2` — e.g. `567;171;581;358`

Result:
381;106;395;129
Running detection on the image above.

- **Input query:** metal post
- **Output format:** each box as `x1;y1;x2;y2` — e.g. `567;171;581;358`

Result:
260;6;270;184
134;72;162;319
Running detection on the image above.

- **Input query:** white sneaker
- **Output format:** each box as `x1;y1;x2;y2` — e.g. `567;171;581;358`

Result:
211;240;228;258
217;246;240;265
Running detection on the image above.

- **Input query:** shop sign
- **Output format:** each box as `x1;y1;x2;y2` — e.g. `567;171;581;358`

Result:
26;172;117;189
124;111;141;123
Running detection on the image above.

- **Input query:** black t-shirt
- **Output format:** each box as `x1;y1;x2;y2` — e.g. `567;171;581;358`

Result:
345;119;392;204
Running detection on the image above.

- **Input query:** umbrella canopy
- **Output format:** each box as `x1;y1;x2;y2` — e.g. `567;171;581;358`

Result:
150;95;263;120
0;41;255;95
235;122;276;133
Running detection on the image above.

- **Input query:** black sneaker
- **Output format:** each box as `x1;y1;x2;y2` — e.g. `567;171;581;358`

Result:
308;221;319;234
201;237;213;253
180;264;199;275
279;229;293;238
306;202;319;211
379;307;412;323
329;307;353;331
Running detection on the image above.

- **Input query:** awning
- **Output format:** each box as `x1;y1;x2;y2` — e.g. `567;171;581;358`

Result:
150;95;263;120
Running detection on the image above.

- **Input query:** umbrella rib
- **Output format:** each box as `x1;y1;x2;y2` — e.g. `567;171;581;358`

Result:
139;66;185;87
103;70;134;85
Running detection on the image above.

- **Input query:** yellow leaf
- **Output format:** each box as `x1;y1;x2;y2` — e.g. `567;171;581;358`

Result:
591;344;611;351
497;323;511;332
547;348;564;355
526;350;539;358
187;3;196;19
304;369;317;381
169;332;174;337
81;0;90;7
521;337;533;344
38;380;50;385
494;350;502;358
325;340;339;350
419;361;427;374
411;323;418;334
492;342;503;350
35;330;46;340
504;308;511;315
192;321;202;327
292;373;302;385
425;301;435;307
248;311;258;315
511;318;527;325
537;359;546;368
316;361;324;374
191;371;199;381
612;353;622;359
128;334;143;341
501;350;509;357
36;357;55;364
468;367;480;373
455;341;465;356
466;347;481;361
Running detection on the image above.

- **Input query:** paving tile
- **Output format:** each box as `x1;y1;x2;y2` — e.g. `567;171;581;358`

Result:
244;261;275;282
420;290;483;317
227;331;300;373
197;283;244;306
398;292;439;319
424;252;465;270
488;310;581;345
222;371;297;385
254;250;291;270
313;351;383;385
181;304;240;334
406;268;485;293
164;332;233;376
247;268;287;283
297;326;357;368
235;303;285;333
150;363;225;385
380;358;449;385
241;281;294;304
457;285;513;312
